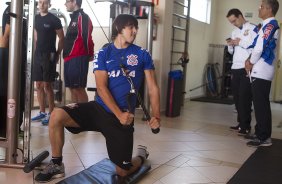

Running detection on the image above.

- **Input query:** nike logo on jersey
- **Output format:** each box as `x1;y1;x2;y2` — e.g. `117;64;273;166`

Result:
106;60;114;64
123;161;131;165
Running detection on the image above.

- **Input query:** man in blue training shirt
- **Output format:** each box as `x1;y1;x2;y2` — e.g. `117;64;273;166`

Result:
35;14;161;183
245;0;279;147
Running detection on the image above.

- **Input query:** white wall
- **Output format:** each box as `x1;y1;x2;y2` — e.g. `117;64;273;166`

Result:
152;0;173;111
183;0;218;98
187;2;217;98
150;0;218;108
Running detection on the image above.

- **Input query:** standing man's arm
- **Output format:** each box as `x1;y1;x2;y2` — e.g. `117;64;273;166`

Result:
87;18;94;61
34;29;38;49
55;28;64;61
81;15;94;61
250;23;279;65
0;24;10;48
144;69;161;130
227;32;235;55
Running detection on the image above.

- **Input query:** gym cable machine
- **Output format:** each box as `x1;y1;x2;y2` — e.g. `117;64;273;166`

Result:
0;0;67;170
0;0;26;168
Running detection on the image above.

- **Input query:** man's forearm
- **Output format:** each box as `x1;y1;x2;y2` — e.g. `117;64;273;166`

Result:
1;24;10;48
149;86;160;118
57;39;64;55
0;36;9;48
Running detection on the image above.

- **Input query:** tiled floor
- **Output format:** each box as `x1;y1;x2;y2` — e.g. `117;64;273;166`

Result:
1;100;282;184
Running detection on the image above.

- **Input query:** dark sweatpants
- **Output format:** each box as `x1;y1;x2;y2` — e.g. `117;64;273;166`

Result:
252;78;272;141
231;68;252;130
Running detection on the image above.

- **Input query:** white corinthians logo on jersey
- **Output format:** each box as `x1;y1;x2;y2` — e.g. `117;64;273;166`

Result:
127;54;138;66
244;29;249;36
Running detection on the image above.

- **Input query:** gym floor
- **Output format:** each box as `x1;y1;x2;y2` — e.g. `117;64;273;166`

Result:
1;101;282;184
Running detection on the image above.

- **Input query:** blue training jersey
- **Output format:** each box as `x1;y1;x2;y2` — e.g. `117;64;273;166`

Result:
248;19;279;65
93;43;155;113
248;18;279;80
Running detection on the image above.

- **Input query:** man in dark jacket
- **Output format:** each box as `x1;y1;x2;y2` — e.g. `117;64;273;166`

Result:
63;0;94;103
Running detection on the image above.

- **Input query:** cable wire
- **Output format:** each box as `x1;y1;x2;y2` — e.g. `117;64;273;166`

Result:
85;0;110;43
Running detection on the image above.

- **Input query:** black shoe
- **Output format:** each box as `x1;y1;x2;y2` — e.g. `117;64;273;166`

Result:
244;134;257;140
229;125;240;131
35;160;65;183
237;128;250;136
247;138;272;147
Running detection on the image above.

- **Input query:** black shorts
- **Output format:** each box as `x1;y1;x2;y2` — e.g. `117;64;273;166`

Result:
64;56;89;88
33;51;57;82
61;101;134;170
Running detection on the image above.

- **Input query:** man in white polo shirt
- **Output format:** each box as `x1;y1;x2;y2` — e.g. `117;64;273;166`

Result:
226;8;257;136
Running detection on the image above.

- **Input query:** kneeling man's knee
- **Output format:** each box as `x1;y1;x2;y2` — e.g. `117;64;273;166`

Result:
49;108;65;126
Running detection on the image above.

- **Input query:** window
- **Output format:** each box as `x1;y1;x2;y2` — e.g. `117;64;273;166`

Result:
184;0;211;24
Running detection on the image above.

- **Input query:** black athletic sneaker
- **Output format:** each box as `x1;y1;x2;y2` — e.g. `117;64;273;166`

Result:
247;138;272;147
244;134;257;140
35;160;65;183
229;124;240;131
237;128;251;136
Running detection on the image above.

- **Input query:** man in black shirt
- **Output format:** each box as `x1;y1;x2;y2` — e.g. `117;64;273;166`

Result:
31;0;64;126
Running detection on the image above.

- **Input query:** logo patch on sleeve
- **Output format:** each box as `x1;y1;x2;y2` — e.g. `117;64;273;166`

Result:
263;24;274;40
